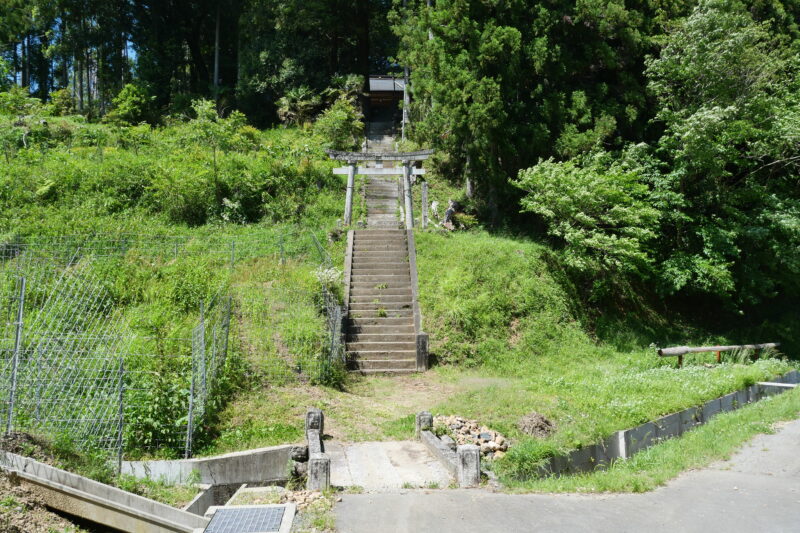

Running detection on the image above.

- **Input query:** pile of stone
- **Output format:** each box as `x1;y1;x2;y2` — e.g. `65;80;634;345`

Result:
231;486;324;511
433;415;509;459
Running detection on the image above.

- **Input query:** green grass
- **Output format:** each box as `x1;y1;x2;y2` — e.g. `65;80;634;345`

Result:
412;229;797;485
3;111;798;494
199;227;797;494
115;474;202;507
201;422;304;456
502;388;800;492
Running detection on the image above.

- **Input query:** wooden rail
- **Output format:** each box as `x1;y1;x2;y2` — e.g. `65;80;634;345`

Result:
657;343;780;367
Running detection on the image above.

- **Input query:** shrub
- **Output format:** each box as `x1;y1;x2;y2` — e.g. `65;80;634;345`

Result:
276;86;321;125
105;84;154;125
48;88;76;116
513;157;659;277
0;58;10;91
313;99;364;151
0;86;42;118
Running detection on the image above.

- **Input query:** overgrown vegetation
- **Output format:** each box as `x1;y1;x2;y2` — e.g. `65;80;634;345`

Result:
2;0;799;497
0;97;349;461
412;229;797;486
398;0;800;328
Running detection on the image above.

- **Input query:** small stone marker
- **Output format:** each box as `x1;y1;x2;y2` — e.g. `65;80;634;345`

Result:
415;411;433;438
456;445;481;488
305;408;324;436
307;453;331;491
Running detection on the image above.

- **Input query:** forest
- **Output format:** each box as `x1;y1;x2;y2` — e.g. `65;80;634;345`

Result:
1;2;800;517
2;0;800;341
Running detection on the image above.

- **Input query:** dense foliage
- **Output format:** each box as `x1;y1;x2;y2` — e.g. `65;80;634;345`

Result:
512;0;800;310
0;97;340;231
0;99;348;457
0;0;394;123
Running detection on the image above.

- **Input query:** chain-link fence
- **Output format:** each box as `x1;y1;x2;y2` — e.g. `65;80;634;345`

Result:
0;229;344;463
2;228;323;267
0;249;130;459
231;233;345;386
123;291;232;460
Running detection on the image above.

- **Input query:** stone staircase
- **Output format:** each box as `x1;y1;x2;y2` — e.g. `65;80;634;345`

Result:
364;175;401;228
345;176;418;374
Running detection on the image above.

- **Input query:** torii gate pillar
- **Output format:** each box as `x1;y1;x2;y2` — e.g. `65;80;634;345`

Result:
343;160;356;226
402;161;414;229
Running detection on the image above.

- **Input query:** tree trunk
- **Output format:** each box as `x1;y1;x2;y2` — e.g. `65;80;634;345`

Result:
465;154;474;199
213;5;220;99
12;41;19;85
77;56;84;111
356;0;370;83
85;48;93;111
21;37;28;87
184;15;210;94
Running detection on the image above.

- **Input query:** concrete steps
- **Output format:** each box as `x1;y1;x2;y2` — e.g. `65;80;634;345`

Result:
350;280;411;293
348;317;413;326
347;341;416;351
348;358;416;371
350;294;413;304
348;288;411;297
347;324;415;334
345;177;417;373
348;309;413;318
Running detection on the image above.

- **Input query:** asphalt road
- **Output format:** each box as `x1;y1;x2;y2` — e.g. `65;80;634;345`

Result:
336;418;800;533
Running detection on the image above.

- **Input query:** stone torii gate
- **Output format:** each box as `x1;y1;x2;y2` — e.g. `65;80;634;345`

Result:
326;149;434;229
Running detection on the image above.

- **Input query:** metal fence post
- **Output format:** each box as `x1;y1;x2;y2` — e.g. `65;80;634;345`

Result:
403;161;414;229
117;357;125;473
344;160;356;226
6;277;26;435
230;241;236;271
279;234;286;265
33;347;42;425
200;304;206;400
185;356;195;459
211;324;218;377
220;296;231;365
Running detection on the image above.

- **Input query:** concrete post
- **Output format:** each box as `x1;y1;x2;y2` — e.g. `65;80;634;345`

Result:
416;333;429;372
456;445;481;488
305;408;324;436
421;181;428;229
344;161;356;226
403;161;414;229
307;453;331;491
415;411;433;438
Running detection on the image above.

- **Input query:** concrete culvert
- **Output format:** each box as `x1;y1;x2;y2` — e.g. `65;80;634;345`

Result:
518;412;555;438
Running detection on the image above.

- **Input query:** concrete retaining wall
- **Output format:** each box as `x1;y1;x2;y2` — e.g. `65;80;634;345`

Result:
122;445;293;485
538;370;799;477
419;430;457;476
183;483;243;516
1;452;208;533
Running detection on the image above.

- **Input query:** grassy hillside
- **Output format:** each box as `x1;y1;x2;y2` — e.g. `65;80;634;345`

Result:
0;108;352;459
1;106;798;493
412;230;797;487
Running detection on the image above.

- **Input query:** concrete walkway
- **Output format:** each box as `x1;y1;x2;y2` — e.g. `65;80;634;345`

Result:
327;441;452;491
336;418;800;532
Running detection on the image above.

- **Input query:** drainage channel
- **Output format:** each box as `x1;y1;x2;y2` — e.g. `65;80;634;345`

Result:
2;442;304;532
1;451;209;533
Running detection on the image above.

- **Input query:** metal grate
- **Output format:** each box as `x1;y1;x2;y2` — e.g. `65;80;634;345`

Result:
205;507;286;533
